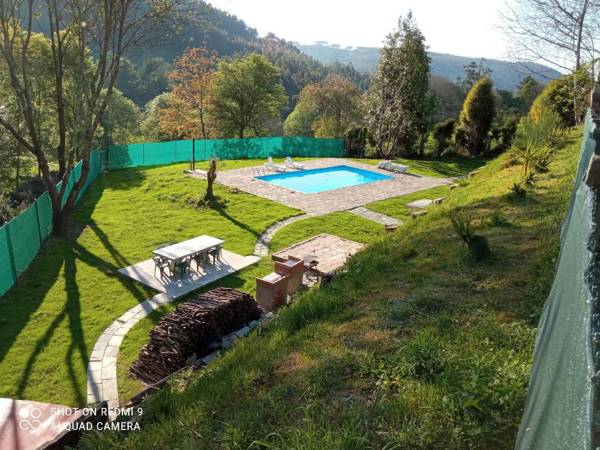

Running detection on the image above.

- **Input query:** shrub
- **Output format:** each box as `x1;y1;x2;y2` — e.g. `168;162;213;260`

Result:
513;141;546;178
515;108;564;150
449;209;490;260
404;329;445;381
489;115;518;153
344;126;368;157
455;77;496;155
529;68;594;126
509;181;527;198
431;119;456;156
486;210;511;228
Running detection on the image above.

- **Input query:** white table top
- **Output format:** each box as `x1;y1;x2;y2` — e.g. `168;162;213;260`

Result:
153;235;224;262
406;199;433;209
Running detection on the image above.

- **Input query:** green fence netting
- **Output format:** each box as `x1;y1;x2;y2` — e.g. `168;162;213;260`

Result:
0;150;104;296
515;111;599;449
107;136;345;169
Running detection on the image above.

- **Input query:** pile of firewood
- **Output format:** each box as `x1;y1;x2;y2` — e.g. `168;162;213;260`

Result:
130;288;262;384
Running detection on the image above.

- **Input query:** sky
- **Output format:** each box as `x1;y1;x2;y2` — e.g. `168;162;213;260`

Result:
206;0;508;59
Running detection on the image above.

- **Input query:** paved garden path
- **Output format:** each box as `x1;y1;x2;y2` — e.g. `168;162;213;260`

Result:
87;293;172;415
348;207;403;227
253;214;313;256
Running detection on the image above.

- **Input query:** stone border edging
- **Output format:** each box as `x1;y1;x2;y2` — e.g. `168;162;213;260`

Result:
253;214;313;256
86;293;172;415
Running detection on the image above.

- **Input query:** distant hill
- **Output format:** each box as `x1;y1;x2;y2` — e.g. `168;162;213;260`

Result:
297;44;562;91
115;2;369;107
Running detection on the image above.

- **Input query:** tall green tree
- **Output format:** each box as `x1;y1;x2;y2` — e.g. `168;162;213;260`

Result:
284;74;362;137
0;1;181;234
456;77;497;155
365;12;431;158
515;76;543;114
209;53;287;138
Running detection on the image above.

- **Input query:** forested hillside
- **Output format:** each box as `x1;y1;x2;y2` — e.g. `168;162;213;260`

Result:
115;1;369;107
298;44;562;91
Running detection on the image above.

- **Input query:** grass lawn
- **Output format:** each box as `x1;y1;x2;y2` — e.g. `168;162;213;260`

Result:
0;163;299;406
116;211;388;402
83;131;580;449
353;154;487;177
368;185;453;222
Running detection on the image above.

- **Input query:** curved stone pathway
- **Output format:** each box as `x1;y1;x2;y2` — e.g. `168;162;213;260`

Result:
253;214;312;256
87;293;172;414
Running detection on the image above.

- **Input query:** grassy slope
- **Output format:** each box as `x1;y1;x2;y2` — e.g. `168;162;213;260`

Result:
0;163;299;405
83;134;580;449
353;155;486;178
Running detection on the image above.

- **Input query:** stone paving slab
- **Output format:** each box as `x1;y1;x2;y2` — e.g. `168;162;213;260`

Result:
118;250;260;298
349;206;403;227
212;158;449;214
272;233;364;275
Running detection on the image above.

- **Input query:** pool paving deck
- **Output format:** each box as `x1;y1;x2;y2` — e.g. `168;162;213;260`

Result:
272;233;365;275
212;158;450;215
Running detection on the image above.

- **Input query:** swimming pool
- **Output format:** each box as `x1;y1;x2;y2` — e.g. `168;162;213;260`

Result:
256;165;393;193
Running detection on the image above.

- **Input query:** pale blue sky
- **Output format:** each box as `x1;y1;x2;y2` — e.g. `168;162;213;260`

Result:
207;0;507;59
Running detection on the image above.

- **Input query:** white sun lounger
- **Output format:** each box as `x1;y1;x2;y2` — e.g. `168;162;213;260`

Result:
264;156;287;172
378;160;409;174
285;156;304;170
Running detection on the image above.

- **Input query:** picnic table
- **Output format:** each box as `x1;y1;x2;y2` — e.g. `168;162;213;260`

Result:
153;236;224;264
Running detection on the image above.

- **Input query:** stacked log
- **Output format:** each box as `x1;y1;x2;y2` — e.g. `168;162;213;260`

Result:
130;288;262;384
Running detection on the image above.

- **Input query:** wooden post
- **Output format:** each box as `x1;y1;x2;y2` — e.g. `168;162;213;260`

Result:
193;138;197;171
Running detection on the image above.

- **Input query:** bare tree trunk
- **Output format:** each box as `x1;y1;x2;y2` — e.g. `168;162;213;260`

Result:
203;159;217;202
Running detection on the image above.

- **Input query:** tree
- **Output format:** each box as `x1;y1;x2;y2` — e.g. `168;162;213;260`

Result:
284;74;362;138
160;48;217;139
502;0;600;123
209;53;288;138
0;1;182;235
365;12;431;158
457;60;493;93
203;159;217;203
141;93;175;141
99;89;142;146
431;119;456;156
503;0;600;74
456;77;497;155
529;67;594;125
515;76;543;114
430;75;465;121
283;104;317;136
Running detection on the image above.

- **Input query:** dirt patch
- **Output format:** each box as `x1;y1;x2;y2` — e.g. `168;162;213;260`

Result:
274;352;316;376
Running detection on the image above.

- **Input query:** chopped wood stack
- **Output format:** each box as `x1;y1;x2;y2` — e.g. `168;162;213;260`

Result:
130;288;262;384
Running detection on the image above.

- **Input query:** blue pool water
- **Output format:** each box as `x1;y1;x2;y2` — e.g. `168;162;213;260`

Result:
257;165;392;193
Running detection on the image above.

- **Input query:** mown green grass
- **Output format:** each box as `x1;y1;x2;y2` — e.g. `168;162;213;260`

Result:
82;133;581;449
116;212;387;402
0;163;299;405
367;185;453;221
354;155;487;177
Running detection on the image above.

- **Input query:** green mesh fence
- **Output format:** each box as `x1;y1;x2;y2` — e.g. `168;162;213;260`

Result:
108;136;345;169
515;111;599;449
0;150;104;296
